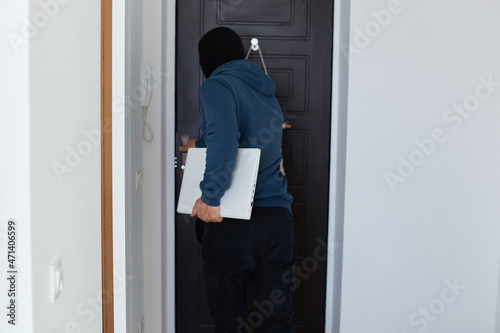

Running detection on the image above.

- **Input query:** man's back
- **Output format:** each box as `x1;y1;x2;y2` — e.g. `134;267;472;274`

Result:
197;59;293;211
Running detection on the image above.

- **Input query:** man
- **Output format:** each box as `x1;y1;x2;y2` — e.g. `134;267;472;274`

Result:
190;27;295;333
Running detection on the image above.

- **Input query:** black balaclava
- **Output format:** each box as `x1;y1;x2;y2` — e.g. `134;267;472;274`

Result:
198;27;245;78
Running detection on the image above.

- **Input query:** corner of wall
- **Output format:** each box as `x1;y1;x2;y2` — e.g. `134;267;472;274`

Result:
326;0;352;332
0;1;34;331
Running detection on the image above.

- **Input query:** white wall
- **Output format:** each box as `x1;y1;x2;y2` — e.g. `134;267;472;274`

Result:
29;0;103;332
114;0;175;331
142;0;164;331
137;2;177;332
161;1;177;331
340;0;500;332
1;0;103;332
122;0;146;331
0;1;33;332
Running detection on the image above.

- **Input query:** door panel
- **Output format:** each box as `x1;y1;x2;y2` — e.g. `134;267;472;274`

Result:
176;1;333;332
203;0;309;38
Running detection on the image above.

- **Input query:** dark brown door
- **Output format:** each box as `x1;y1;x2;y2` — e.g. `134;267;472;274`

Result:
175;1;333;332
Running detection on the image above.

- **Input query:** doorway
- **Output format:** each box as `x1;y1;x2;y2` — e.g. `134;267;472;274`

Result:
175;1;334;332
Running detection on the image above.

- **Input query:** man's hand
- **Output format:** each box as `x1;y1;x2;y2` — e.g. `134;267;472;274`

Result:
191;198;223;223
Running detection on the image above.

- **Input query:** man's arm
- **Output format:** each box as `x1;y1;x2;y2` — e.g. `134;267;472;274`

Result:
198;78;240;208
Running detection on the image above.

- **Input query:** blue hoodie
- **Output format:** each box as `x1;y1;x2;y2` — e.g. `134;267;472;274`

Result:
196;59;293;212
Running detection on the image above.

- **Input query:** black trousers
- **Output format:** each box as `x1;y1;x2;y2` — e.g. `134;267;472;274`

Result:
198;206;296;333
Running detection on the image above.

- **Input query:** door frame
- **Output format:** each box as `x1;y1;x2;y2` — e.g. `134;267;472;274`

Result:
161;1;350;333
161;0;177;331
102;0;114;331
325;0;350;332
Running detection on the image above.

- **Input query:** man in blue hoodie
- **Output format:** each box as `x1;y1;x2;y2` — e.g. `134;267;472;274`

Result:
190;27;295;333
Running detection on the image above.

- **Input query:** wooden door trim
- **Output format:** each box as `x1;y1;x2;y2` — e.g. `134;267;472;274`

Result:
101;0;114;332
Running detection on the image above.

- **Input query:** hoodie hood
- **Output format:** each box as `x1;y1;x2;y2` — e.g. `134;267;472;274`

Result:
210;60;276;97
198;27;245;78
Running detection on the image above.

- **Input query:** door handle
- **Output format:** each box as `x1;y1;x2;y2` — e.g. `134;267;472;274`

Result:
179;134;190;178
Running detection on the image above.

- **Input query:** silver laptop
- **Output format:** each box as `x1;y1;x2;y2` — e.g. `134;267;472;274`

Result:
177;148;261;220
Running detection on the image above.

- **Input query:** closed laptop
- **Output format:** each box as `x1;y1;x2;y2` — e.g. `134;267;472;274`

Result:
177;148;261;220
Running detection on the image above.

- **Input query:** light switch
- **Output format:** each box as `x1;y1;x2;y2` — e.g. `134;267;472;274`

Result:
49;257;64;303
